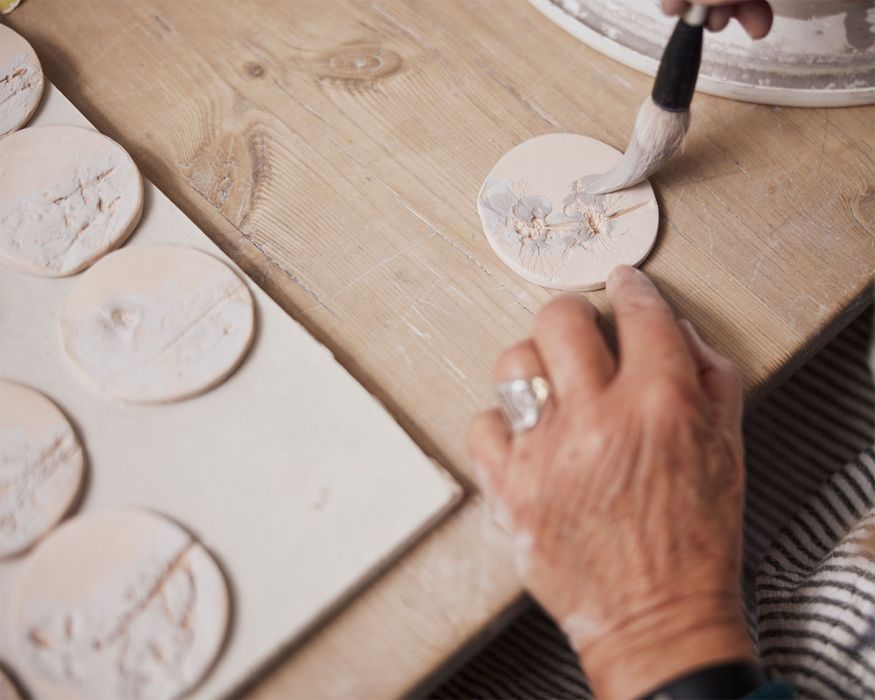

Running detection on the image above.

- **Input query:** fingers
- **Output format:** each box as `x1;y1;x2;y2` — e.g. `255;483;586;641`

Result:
531;296;616;399
495;339;547;385
660;0;687;14
678;319;743;429
468;409;511;491
734;1;773;39
707;5;733;32
661;0;773;39
606;266;696;382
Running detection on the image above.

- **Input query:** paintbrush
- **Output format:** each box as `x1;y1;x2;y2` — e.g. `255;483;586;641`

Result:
583;3;709;195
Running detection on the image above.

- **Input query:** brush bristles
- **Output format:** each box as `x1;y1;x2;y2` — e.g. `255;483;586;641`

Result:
583;98;691;195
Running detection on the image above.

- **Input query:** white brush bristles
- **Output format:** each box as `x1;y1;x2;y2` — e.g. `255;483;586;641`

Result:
583;97;691;195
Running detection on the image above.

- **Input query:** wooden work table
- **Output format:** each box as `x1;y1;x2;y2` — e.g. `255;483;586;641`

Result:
7;1;874;696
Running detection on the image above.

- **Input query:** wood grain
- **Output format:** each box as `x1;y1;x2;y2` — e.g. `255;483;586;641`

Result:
7;0;875;696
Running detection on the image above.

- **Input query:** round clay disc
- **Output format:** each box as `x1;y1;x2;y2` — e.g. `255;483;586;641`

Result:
0;125;143;277
477;133;659;291
0;665;22;700
14;509;229;700
60;245;255;403
0;380;85;560
0;25;44;138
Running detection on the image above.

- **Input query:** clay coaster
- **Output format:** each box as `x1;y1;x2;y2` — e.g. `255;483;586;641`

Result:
0;664;22;700
0;125;143;277
0;25;43;138
60;245;255;403
0;380;85;560
477;133;659;291
14;509;229;700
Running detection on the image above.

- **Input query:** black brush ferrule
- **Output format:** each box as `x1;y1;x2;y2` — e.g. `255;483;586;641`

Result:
651;18;704;112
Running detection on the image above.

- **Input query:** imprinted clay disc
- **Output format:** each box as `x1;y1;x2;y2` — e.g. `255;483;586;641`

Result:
477;133;659;291
60;245;255;403
14;509;229;700
0;380;84;559
0;125;143;277
0;25;44;138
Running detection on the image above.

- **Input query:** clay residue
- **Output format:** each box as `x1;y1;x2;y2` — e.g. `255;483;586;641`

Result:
0;52;42;137
547;0;875;95
0;426;83;558
0;148;138;276
479;178;650;278
845;4;875;51
20;540;205;699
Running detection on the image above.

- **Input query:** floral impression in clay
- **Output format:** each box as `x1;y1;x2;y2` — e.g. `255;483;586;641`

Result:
60;245;255;403
0;125;143;277
0;380;85;559
477;134;659;291
14;509;229;700
0;25;44;138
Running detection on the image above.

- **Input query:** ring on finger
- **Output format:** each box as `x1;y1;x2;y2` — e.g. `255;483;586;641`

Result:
496;376;551;434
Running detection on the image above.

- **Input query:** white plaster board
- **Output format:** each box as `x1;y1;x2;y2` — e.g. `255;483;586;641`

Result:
0;83;462;699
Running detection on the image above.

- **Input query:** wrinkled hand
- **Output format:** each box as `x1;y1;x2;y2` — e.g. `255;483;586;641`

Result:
662;0;773;39
469;266;753;698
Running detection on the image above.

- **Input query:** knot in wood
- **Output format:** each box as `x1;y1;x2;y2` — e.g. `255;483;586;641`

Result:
314;44;401;83
851;184;875;235
244;61;264;78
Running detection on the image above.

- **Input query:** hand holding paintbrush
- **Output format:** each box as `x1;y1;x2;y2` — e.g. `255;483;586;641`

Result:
584;0;774;196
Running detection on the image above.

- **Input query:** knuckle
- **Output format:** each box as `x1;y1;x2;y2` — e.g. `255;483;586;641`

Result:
643;376;701;414
534;295;595;336
494;342;531;379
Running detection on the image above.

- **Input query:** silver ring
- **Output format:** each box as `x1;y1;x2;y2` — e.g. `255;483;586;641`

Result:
496;376;551;433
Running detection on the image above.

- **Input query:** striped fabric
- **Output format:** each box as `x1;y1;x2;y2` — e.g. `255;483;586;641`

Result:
435;308;874;700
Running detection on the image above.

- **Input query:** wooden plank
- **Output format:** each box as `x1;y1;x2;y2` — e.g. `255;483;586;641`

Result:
7;0;874;696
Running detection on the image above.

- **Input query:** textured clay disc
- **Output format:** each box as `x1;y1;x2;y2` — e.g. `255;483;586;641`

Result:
0;125;143;277
0;380;85;559
477;133;659;291
14;509;229;700
0;25;44;138
0;664;22;700
60;245;255;403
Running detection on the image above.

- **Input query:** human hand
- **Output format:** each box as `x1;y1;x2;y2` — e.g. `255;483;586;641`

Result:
469;266;753;699
662;0;773;39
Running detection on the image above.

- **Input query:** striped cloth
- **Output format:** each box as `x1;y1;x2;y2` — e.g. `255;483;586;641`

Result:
435;308;874;699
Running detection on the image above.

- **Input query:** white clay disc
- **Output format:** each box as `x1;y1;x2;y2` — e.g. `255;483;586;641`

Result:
0;665;21;700
0;125;143;277
0;381;85;560
14;509;229;700
0;25;44;138
60;245;255;403
477;133;659;291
